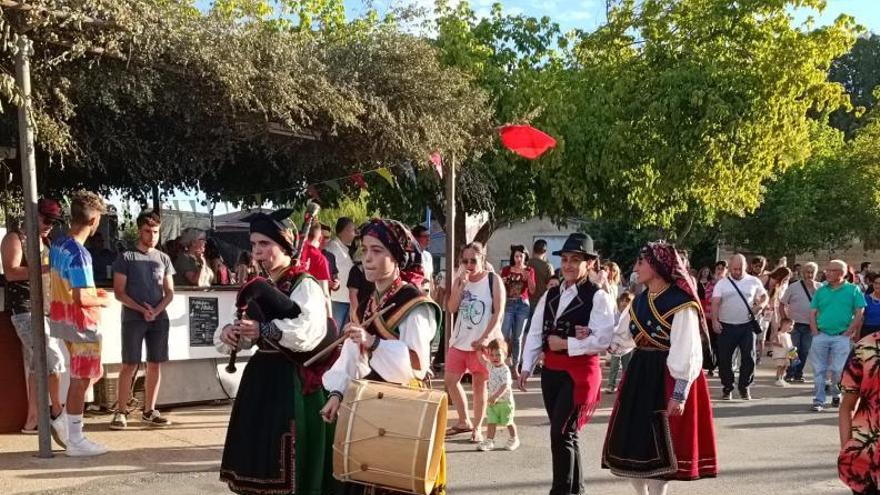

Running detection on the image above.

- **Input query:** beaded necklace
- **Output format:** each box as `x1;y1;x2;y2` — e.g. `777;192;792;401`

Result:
364;277;404;324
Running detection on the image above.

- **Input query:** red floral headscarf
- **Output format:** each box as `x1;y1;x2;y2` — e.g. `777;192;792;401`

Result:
640;242;708;331
361;218;425;286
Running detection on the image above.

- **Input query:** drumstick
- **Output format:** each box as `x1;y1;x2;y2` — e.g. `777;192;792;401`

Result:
303;303;397;368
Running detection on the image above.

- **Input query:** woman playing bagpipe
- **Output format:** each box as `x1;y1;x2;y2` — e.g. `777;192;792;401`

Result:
601;242;717;495
319;219;445;495
214;209;337;495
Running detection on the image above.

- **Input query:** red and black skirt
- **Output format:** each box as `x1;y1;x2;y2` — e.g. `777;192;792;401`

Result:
601;347;717;480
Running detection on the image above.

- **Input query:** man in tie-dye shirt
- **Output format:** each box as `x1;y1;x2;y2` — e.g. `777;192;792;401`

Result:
48;191;112;457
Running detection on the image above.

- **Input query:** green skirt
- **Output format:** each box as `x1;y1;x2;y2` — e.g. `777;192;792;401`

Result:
220;351;334;494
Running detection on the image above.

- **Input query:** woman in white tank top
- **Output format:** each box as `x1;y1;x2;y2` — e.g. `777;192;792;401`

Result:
444;242;505;443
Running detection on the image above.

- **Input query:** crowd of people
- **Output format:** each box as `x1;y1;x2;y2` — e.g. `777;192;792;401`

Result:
693;254;879;494
3;193;180;455
7;194;879;494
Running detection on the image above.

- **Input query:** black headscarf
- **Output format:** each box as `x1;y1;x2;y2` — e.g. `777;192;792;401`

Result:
241;209;297;255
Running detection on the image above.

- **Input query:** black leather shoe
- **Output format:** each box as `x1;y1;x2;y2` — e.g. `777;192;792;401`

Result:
739;389;752;400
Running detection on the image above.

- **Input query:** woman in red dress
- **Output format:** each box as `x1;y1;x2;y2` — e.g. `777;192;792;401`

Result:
602;242;717;494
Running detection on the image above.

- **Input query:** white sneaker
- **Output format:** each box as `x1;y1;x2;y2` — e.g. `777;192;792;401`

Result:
65;437;108;457
505;437;521;451
774;378;789;387
50;411;68;448
477;439;494;452
471;430;484;444
110;411;129;430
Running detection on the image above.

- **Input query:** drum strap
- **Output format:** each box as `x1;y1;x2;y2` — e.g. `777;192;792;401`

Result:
371;296;435;341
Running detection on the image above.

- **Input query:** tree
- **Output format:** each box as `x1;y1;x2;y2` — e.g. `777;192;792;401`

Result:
0;1;490;209
362;1;571;243
829;33;880;138
541;0;858;242
721;119;880;257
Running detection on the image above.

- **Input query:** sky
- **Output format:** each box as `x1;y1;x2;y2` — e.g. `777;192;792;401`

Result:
195;0;880;34
193;1;879;34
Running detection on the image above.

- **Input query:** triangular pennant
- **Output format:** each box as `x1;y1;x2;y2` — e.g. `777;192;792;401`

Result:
254;193;263;206
173;200;180;211
351;173;367;189
430;152;443;178
189;200;198;213
376;167;395;186
498;125;557;160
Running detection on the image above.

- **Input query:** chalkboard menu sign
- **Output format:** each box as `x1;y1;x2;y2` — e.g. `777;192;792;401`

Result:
189;297;220;347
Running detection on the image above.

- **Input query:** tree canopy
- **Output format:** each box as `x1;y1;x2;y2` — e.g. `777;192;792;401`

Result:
721;116;880;258
360;0;572;241
542;0;858;241
0;0;875;263
0;0;490;205
829;33;880;137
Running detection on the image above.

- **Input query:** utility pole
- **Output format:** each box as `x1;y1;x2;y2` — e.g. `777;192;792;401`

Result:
16;34;53;458
443;154;456;358
151;184;161;212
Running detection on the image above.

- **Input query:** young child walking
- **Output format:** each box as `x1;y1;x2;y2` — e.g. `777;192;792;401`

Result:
478;339;519;451
772;317;796;387
606;292;635;393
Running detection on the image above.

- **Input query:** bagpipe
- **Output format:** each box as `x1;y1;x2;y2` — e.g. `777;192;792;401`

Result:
225;202;340;373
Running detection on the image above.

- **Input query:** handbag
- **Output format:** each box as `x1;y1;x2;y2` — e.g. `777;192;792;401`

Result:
727;276;763;335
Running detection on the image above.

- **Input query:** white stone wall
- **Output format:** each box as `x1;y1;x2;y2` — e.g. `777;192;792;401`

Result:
486;217;572;270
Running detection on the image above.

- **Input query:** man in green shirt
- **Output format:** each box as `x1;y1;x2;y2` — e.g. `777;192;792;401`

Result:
809;260;865;412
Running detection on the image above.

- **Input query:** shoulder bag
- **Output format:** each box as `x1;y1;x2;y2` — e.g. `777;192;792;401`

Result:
728;276;763;335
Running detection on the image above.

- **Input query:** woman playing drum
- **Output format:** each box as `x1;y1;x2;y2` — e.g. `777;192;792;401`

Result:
321;218;445;495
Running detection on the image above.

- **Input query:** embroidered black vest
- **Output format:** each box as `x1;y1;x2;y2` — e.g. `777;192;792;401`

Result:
541;280;600;352
357;282;442;341
628;285;701;350
356;282;441;383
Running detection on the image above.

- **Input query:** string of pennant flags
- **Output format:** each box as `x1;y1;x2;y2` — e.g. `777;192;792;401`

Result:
220;121;556;206
166;158;443;213
167;124;555;211
231;156;445;206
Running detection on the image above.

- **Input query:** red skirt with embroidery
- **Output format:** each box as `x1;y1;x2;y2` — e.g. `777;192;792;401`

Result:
601;348;717;480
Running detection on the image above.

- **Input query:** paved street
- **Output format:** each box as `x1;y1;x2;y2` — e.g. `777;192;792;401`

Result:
0;362;850;495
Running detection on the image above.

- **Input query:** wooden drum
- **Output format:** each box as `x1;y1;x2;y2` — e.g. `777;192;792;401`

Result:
333;379;448;494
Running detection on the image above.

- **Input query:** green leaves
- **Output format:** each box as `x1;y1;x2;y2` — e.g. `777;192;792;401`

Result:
551;0;858;237
0;1;489;207
829;33;880;138
722;118;880;256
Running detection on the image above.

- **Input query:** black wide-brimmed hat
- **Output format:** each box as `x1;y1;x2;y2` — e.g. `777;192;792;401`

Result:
552;233;598;259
